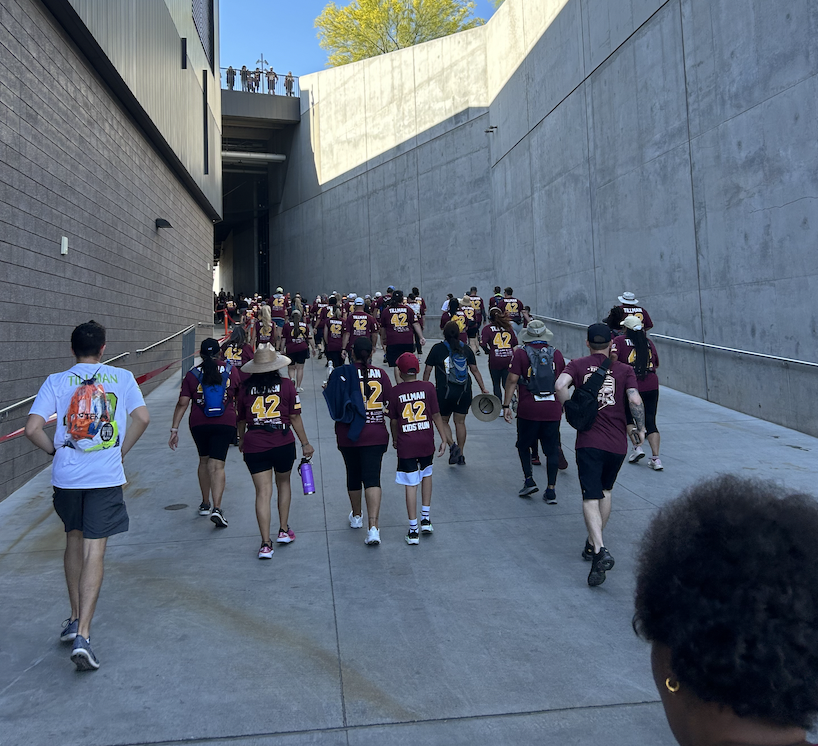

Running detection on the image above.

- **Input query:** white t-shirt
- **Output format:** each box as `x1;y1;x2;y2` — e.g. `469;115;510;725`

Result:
29;363;146;489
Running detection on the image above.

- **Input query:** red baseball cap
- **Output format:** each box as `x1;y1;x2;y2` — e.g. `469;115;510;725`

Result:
396;352;420;374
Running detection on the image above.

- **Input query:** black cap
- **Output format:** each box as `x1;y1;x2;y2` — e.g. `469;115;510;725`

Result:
587;323;611;345
201;338;220;357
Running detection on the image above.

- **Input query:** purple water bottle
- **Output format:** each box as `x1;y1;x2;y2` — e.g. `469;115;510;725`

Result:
299;457;315;495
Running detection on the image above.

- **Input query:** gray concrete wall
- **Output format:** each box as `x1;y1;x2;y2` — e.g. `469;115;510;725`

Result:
0;0;216;500
270;0;818;436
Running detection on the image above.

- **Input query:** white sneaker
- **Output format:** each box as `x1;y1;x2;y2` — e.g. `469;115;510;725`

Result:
364;527;381;545
297;386;304;392
348;511;363;529
628;446;645;464
649;457;664;471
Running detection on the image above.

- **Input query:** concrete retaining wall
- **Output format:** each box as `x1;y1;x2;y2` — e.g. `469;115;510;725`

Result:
270;0;818;435
0;0;216;500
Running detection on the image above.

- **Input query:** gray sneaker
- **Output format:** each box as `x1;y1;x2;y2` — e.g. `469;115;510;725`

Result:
70;635;100;671
60;618;79;643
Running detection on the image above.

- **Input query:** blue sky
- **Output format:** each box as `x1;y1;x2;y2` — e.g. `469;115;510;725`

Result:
219;0;498;77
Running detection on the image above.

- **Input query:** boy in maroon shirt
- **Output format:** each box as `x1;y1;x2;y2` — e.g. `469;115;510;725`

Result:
555;323;645;587
386;353;451;544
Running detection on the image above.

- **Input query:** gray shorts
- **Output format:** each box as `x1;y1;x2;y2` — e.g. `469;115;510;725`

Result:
53;486;129;539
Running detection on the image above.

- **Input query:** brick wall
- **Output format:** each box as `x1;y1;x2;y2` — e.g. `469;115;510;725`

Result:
0;0;216;500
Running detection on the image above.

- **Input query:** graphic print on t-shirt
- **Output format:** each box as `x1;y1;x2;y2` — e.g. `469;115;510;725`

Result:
582;367;617;409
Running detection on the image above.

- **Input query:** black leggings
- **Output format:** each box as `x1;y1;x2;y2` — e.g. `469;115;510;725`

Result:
516;419;560;483
490;368;509;399
338;444;387;491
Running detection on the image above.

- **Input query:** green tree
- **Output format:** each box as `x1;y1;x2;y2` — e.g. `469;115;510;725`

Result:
316;0;485;67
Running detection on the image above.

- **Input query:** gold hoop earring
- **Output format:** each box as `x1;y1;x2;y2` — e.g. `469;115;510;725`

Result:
665;678;680;694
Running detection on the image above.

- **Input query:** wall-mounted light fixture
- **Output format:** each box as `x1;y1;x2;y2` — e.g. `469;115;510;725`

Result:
484;125;498;134
155;219;173;230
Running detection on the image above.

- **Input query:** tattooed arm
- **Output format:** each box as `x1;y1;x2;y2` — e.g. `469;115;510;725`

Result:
627;387;646;445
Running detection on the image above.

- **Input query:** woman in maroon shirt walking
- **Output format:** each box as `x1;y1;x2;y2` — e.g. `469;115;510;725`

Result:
237;346;314;559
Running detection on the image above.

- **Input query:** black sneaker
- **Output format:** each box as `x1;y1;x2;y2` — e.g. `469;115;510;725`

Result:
420;518;434;534
198;501;211;516
543;488;557;504
405;530;419;545
210;508;228;527
588;547;615;587
448;443;462;465
582;539;594;561
518;477;538;497
71;635;100;671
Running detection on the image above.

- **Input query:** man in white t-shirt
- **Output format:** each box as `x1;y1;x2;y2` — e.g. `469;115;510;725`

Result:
25;320;150;671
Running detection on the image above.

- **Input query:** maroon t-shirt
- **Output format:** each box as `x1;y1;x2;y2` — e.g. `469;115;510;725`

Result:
498;297;523;324
481;324;518;370
222;343;254;370
283;322;310;354
344;312;378;350
386;380;440;459
325;318;345;352
611;335;659;392
181;364;242;428
335;364;393;448
510;344;565;421
380;304;418;345
268;294;289;318
563;353;638;455
440;310;468;343
619;304;653;330
255;322;274;347
236;377;299;452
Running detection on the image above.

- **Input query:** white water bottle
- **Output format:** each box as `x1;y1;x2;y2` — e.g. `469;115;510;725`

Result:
323;360;334;387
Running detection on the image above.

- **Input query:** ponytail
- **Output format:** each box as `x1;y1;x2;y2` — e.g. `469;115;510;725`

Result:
627;328;649;380
200;351;222;386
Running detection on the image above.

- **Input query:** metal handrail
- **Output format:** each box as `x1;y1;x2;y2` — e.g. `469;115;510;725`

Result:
649;333;818;368
532;314;818;369
136;325;194;355
0;351;131;421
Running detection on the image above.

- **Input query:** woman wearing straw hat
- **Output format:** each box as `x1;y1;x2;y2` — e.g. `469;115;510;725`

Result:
283;309;315;393
502;320;566;502
237;345;315;559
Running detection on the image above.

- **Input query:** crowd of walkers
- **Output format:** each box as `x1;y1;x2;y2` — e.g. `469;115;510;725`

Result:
23;316;818;746
192;285;664;590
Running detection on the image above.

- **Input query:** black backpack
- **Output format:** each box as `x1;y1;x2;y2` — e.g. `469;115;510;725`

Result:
523;344;555;395
564;358;611;432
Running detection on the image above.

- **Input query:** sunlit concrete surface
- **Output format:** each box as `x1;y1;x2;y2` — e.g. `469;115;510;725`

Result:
1;349;816;746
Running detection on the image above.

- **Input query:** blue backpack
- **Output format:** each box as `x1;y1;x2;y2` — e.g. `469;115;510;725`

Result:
193;362;233;417
443;341;469;401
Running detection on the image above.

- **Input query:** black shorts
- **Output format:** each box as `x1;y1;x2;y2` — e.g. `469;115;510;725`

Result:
190;424;236;461
386;343;415;367
53;486;128;539
439;390;472;417
626;388;659;435
396;453;434;486
467;326;479;339
288;349;309;365
243;441;297;475
576;448;626;501
338;444;387;491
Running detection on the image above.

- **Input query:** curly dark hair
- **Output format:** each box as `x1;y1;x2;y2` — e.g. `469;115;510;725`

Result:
633;474;818;729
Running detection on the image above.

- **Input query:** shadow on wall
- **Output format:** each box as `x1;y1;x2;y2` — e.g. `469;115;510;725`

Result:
267;0;818;436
